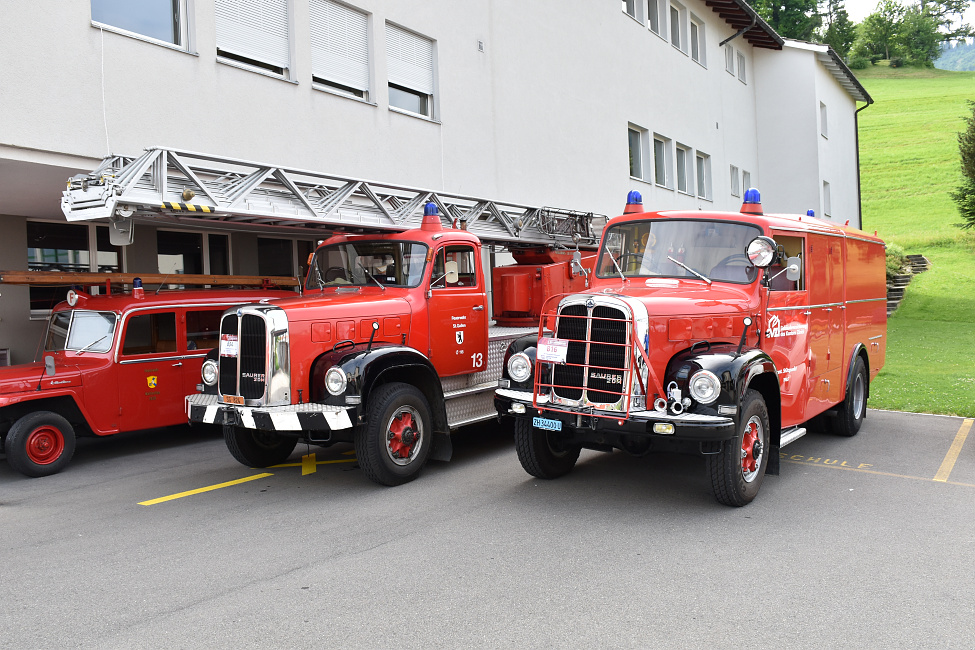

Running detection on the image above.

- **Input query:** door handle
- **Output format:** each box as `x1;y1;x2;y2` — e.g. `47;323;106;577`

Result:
473;305;484;311
172;362;183;367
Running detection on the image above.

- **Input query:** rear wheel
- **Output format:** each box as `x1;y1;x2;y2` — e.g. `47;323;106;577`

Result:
707;390;769;506
224;426;297;467
514;418;581;479
355;383;433;486
5;411;77;477
831;357;867;437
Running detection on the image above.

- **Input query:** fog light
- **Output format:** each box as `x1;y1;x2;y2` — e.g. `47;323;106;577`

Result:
511;402;526;414
653;423;675;434
507;353;532;383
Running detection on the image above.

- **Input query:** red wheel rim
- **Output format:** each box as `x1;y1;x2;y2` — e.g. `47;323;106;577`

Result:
25;426;65;465
385;406;422;466
740;417;763;483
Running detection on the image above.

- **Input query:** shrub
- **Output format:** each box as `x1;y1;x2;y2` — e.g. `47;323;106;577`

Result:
885;242;910;282
849;56;869;69
870;54;883;64
890;56;904;68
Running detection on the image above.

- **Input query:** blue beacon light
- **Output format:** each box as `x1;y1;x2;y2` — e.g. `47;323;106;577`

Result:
743;188;761;204
424;202;438;216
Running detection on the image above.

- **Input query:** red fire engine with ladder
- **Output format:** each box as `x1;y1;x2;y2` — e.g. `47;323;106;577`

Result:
58;147;603;485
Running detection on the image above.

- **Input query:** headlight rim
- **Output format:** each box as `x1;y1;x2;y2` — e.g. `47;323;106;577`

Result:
325;366;347;396
688;369;721;405
507;352;533;383
201;359;218;386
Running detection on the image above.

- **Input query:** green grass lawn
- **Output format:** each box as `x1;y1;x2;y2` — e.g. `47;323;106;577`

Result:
855;64;975;417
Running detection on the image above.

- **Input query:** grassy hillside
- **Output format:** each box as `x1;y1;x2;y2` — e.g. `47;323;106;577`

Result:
855;64;975;417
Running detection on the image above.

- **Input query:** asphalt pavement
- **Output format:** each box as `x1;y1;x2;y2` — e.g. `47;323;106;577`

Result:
1;410;973;648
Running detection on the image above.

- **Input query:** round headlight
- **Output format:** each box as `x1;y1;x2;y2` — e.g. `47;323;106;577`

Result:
745;236;777;268
201;359;218;386
688;370;721;404
507;352;532;383
325;366;347;396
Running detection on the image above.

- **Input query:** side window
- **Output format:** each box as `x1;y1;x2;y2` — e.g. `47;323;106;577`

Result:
186;310;222;351
769;235;804;291
431;245;477;289
122;312;178;355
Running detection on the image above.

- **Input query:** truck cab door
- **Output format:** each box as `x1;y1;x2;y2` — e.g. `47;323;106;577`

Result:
426;243;488;377
117;310;187;431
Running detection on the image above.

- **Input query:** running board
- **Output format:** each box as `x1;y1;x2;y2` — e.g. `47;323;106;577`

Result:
780;427;807;447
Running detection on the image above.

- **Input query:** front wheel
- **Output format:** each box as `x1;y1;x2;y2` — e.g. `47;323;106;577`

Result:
513;418;581;479
707;389;769;507
831;356;867;437
224;426;297;467
355;383;433;486
5;411;77;477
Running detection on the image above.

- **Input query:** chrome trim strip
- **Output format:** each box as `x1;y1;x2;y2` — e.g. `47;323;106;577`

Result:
869;335;883;340
444;381;498;400
780;426;807;447
846;298;886;304
119;355;185;364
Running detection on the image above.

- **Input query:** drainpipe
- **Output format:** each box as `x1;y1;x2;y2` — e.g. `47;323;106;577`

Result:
719;14;758;47
854;102;871;230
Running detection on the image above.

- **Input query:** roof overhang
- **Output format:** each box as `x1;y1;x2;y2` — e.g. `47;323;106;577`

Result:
705;0;784;50
783;39;872;104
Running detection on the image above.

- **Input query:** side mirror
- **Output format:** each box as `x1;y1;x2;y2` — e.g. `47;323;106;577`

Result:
786;256;801;282
570;251;588;278
745;236;777;268
44;355;56;377
444;260;459;285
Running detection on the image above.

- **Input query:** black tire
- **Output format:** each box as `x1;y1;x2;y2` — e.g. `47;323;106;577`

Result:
707;389;769;507
224;425;298;467
513;418;581;479
831;356;867;437
5;411;77;477
355;383;433;486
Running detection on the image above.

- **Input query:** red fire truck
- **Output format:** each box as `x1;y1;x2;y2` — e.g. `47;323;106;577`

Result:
494;189;887;506
186;204;596;486
0;276;294;477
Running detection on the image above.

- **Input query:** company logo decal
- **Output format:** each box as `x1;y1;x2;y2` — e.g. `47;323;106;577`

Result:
455;331;464;345
766;314;808;339
147;376;158;388
589;371;622;384
241;372;266;382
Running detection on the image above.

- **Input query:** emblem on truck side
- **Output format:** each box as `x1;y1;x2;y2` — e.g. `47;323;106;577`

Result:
147;376;158;388
456;331;464;344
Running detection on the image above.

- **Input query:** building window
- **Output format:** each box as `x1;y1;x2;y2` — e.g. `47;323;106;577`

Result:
669;4;683;51
648;0;661;33
310;0;370;100
654;135;671;188
737;50;747;83
386;23;435;118
690;15;705;65
91;0;185;48
742;170;752;193
157;230;203;285
207;234;230;275
628;124;651;181
676;144;692;194
215;0;291;77
622;0;644;23
823;181;832;216
730;165;740;197
724;44;734;73
258;237;295;277
820;102;828;138
696;152;711;200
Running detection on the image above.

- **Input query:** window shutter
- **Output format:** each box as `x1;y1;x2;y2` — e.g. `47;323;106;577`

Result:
215;0;290;70
385;23;434;95
310;0;369;91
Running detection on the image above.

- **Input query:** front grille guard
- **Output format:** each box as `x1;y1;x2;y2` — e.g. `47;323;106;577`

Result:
531;293;665;423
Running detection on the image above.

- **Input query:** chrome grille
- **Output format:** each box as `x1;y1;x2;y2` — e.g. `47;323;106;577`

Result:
218;315;238;393
239;314;267;399
550;300;630;407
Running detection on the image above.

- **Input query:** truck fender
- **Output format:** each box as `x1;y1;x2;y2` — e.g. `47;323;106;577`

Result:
0;393;91;437
311;344;450;460
844;343;870;400
501;334;539;389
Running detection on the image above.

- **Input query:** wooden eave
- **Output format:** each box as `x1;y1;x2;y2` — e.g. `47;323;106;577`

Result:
705;0;784;50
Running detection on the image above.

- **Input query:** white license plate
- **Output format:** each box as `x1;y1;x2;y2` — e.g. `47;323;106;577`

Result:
533;416;562;431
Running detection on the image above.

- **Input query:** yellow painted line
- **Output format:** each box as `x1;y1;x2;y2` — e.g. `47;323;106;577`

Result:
270;458;357;468
139;473;273;506
782;459;975;488
302;453;317;475
934;418;973;483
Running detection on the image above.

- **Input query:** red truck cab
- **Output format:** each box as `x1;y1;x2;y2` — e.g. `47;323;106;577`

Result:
0;285;293;477
495;190;887;505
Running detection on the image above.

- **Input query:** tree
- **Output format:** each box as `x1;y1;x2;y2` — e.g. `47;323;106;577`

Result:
898;5;942;64
819;0;858;57
859;0;907;59
752;0;822;41
950;101;975;229
923;0;974;41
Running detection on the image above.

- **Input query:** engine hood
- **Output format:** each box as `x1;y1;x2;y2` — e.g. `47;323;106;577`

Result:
0;358;91;395
268;290;412;323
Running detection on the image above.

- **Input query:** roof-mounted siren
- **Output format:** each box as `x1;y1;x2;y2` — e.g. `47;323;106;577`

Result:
624;190;644;214
740;188;763;215
421;202;443;231
806;209;815;217
133;277;144;299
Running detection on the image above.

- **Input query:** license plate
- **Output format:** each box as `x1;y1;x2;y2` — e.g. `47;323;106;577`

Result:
223;394;245;405
533;416;562;431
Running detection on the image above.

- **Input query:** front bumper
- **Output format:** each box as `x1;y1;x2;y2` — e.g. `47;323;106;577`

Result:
186;394;354;432
495;388;736;441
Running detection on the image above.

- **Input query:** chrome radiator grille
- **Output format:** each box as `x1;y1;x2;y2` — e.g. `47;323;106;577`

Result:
551;300;631;407
218;312;268;400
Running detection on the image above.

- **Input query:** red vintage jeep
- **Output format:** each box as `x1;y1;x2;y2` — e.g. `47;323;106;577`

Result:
0;284;293;477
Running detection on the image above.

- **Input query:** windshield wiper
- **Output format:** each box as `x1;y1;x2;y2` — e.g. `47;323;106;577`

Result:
356;259;386;291
609;254;626;284
75;334;109;355
313;263;326;290
667;256;712;285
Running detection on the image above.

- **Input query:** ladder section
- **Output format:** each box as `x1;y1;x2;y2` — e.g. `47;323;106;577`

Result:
61;147;605;249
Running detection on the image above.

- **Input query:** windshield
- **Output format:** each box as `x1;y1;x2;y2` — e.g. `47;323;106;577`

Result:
45;310;118;353
306;240;429;290
596;219;764;284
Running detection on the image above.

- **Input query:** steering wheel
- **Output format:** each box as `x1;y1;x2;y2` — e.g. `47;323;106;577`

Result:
613;252;643;271
324;266;349;282
711;254;757;282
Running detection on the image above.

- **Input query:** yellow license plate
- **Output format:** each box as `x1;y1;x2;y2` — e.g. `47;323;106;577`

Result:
223;394;245;405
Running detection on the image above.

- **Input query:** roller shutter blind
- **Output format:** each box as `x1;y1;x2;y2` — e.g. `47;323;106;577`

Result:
215;0;290;70
310;0;369;92
385;23;434;95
